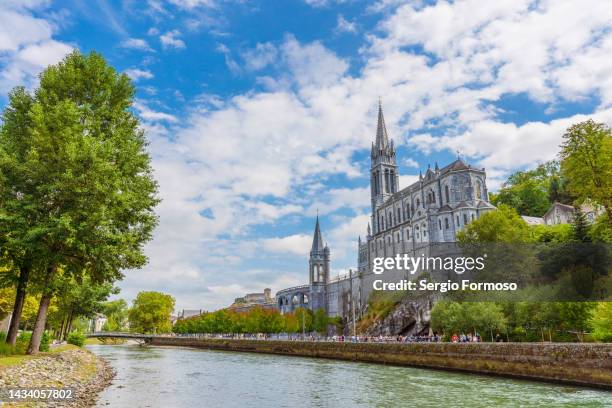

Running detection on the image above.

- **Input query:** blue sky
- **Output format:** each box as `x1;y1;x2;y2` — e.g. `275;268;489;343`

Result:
2;0;612;310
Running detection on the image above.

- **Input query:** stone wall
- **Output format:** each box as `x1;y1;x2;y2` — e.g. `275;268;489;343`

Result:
150;337;612;390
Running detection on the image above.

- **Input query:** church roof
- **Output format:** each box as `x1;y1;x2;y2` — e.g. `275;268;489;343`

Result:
477;200;496;209
439;158;470;174
454;201;471;209
311;215;325;253
375;101;390;150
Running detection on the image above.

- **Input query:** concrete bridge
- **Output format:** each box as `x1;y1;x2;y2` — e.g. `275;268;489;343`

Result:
87;332;163;343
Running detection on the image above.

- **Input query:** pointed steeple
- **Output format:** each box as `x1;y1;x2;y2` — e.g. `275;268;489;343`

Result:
311;215;324;253
375;100;389;150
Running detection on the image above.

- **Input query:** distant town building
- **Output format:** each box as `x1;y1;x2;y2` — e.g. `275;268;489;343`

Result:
178;309;204;319
90;313;107;332
229;288;276;312
521;215;545;226
531;200;606;226
0;313;11;333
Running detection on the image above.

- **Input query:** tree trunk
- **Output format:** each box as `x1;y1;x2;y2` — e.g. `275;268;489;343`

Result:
26;265;56;355
6;265;30;346
26;293;51;355
64;310;74;341
58;317;66;341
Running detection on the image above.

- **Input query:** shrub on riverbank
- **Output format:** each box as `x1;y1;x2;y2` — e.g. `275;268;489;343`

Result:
67;331;86;347
0;332;17;356
15;332;50;354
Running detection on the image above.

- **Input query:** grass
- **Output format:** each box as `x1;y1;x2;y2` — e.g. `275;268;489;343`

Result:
49;344;79;353
0;354;32;367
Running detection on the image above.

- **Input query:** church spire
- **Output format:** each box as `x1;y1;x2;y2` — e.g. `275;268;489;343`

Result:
311;215;324;253
375;100;389;150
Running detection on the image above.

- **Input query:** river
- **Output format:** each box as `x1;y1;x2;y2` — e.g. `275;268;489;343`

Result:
87;344;612;407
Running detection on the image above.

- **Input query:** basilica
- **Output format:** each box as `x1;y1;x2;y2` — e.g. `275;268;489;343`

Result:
276;103;495;321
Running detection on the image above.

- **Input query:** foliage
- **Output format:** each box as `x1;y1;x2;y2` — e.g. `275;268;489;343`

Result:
0;51;159;352
171;306;320;335
491;161;572;217
430;301;507;340
589;214;612;243
128;291;175;334
531;223;572;243
16;331;50;354
589;302;612;342
560;120;612;223
102;299;129;331
66;331;86;347
0;332;16;356
457;204;532;243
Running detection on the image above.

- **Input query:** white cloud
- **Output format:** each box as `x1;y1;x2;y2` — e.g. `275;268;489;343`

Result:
167;0;216;9
242;42;277;71
121;38;154;52
403;158;419;168
0;2;72;93
336;15;357;33
160;29;185;49
124;68;154;81
261;234;312;256
133;100;177;122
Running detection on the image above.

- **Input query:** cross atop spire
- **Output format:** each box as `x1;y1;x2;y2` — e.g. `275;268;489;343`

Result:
311;215;324;253
375;100;389;149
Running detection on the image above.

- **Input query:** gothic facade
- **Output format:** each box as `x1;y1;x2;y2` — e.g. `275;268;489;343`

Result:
276;103;495;323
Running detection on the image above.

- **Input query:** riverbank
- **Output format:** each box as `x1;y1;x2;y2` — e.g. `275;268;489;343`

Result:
150;337;612;390
0;346;115;407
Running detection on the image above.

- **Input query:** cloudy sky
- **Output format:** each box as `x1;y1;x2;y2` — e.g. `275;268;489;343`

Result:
1;0;611;311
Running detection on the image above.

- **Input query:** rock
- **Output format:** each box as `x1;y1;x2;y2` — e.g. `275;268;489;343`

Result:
365;294;437;336
0;348;115;407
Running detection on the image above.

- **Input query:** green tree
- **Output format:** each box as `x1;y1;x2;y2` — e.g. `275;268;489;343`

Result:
457;204;532;243
101;299;128;331
313;308;328;334
492;161;568;217
0;87;41;346
128;291;175;334
560;120;612;223
590;302;612;342
0;51;159;354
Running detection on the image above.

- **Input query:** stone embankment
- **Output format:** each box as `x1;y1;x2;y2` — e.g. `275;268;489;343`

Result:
151;337;612;389
0;348;115;407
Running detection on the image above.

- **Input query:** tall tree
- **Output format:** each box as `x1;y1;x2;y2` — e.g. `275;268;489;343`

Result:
560;120;612;223
128;291;175;334
0;51;159;354
0;87;43;345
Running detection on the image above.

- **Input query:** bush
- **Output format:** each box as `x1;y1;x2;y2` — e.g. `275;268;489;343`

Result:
15;331;51;354
67;331;86;347
0;332;17;356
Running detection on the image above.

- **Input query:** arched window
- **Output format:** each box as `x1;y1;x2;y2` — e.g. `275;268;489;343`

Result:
456;215;460;226
445;185;450;203
416;198;420;207
463;213;468;224
439;219;442;230
445;218;449;229
397;208;401;224
384;169;390;193
476;181;482;199
406;229;410;240
471;214;475;221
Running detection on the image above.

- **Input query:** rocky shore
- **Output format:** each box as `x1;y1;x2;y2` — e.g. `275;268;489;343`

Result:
0;348;115;407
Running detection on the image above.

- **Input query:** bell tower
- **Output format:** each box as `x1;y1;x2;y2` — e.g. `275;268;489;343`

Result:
309;215;330;312
370;101;399;233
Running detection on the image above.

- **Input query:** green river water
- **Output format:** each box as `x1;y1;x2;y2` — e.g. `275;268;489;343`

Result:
87;344;612;408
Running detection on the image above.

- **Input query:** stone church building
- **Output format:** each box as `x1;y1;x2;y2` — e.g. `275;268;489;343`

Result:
276;103;495;323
